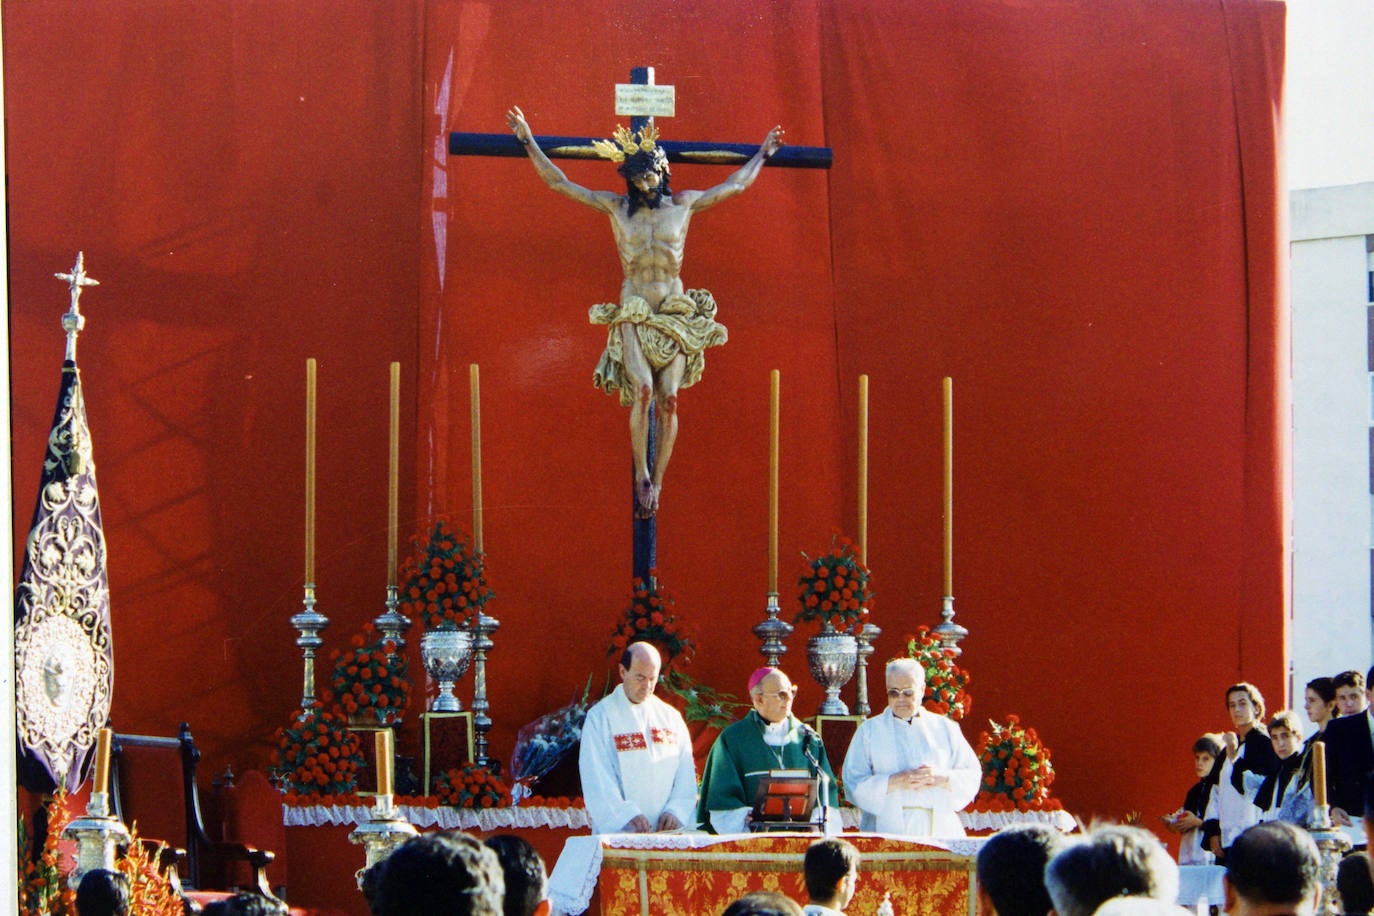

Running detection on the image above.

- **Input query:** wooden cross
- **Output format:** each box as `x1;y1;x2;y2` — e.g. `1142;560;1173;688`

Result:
450;68;833;584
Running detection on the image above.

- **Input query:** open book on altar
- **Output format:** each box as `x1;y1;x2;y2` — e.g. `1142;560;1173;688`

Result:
750;769;819;832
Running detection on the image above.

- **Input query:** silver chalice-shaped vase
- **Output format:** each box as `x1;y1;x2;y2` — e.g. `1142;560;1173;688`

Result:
420;625;473;712
807;621;858;716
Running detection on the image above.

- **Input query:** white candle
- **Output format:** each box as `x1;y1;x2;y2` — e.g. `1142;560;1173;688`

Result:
305;359;317;584
943;377;953;596
375;730;393;797
769;369;779;593
388;362;400;587
858;375;869;566
470;364;483;554
93;727;112;795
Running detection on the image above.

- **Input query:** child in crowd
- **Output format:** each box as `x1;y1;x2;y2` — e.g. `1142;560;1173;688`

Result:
1163;733;1221;864
1254;710;1313;827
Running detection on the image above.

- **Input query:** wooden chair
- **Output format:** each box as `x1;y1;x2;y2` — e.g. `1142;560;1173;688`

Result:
110;722;277;901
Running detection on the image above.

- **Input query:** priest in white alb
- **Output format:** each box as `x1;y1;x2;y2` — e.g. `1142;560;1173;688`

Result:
578;641;696;833
842;657;980;837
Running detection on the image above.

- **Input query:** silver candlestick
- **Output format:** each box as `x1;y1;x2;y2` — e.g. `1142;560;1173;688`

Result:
471;610;500;770
1308;805;1349;915
348;795;417;888
853;622;881;716
62;791;129;889
291;584;330;718
373;584;410;649
931;595;968;657
753;593;793;666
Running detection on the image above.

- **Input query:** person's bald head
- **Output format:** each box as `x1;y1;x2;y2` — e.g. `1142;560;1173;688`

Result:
619;642;662;704
751;669;795;724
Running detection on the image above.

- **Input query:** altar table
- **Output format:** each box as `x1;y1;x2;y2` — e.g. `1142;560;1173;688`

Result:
549;833;982;916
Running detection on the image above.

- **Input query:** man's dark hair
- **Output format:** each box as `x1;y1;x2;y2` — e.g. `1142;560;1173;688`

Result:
200;893;289;916
1224;821;1320;906
1192;733;1223;758
75;868;130;916
485;834;547;916
1306;676;1336;704
720;890;805;916
802;837;860;902
1335;670;1365;692
975;824;1066;916
1338;852;1374;915
1044;824;1178;916
369;831;505;916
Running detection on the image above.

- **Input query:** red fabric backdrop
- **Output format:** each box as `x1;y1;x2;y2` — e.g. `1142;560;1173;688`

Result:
7;0;1286;870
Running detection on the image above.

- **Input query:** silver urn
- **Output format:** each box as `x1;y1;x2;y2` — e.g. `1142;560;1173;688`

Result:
806;624;858;716
420;625;474;712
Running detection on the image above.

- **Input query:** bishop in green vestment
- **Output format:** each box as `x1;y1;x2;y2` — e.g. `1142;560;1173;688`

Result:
696;667;842;833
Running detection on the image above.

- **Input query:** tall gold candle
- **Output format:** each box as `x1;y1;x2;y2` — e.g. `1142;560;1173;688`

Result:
1313;741;1327;808
374;730;393;797
943;377;953;596
388;362;400;587
305;359;317;584
858;375;869;566
470;363;483;554
769;370;780;594
93;726;112;795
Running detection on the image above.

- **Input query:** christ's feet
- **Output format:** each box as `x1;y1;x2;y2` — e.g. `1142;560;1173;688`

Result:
634;478;659;518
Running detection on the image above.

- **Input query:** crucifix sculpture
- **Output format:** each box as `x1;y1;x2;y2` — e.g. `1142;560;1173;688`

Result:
451;69;831;581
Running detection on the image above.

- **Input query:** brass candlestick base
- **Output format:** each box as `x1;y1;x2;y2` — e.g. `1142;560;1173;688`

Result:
348;795;418;888
753;593;793;666
62;792;130;888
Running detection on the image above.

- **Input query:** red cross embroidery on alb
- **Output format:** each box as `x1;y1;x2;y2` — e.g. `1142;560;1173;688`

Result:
614;732;648;752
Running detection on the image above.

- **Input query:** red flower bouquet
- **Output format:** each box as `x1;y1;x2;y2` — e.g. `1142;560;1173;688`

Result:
399;518;493;630
905;625;971;720
434;762;512;809
795;533;872;631
329;624;412;725
607;572;695;670
273;707;366;796
974;715;1059;812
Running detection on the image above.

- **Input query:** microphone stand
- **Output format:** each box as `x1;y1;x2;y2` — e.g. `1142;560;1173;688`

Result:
801;727;829;836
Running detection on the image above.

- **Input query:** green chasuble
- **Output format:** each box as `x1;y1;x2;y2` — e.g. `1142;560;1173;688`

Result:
696;710;841;833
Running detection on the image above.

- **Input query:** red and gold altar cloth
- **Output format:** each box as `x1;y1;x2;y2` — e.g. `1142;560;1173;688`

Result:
560;833;980;916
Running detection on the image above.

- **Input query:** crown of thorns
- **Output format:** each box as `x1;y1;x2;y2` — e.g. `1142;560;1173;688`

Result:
593;125;669;175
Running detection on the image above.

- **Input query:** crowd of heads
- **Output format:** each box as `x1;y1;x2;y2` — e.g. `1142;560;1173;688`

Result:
361;831;555;916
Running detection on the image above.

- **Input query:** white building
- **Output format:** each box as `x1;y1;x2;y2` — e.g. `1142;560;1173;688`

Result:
1290;181;1374;702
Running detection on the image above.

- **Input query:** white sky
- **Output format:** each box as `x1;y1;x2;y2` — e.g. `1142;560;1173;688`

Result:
1285;0;1374;190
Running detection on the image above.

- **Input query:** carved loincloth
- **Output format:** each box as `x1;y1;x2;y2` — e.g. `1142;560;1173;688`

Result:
589;290;728;406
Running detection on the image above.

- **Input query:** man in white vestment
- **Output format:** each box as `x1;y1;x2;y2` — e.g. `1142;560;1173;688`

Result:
578;642;696;833
842;658;980;837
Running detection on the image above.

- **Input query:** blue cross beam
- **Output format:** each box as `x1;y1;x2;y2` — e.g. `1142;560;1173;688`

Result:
451;65;831;170
448;129;832;170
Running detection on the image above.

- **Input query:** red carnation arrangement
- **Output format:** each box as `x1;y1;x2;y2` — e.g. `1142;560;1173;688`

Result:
974;714;1060;812
434;762;512;809
273;706;366;796
606;572;695;670
329;623;412;725
399;518;493;630
795;532;872;631
905;625;971;720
